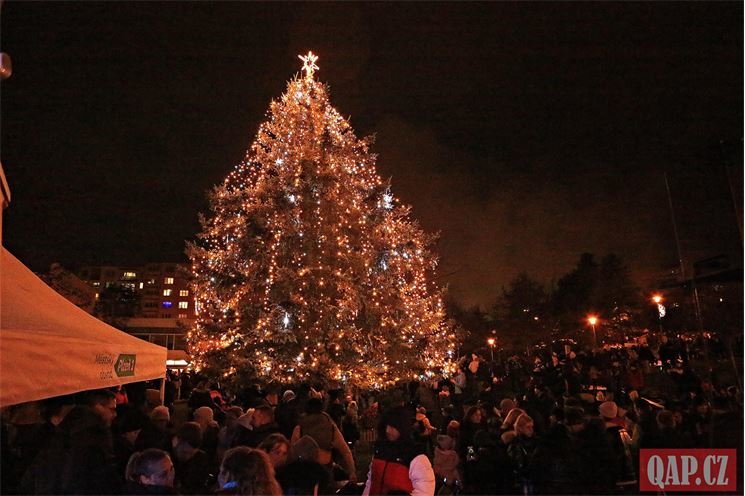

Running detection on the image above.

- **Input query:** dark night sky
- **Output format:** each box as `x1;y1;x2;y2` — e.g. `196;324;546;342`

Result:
1;2;742;307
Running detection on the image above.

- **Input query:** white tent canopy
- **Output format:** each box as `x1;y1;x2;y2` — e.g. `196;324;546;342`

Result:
0;247;167;406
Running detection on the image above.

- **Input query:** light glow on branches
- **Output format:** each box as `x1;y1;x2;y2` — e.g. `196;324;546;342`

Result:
187;52;455;386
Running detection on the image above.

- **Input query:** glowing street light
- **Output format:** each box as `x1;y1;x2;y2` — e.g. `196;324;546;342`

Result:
587;315;598;349
487;337;496;361
651;294;665;333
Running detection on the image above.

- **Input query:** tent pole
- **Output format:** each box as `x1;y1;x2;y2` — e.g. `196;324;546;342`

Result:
159;377;166;405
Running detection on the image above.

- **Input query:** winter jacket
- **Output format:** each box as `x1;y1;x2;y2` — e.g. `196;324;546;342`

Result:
174;449;211;495
362;440;435;496
19;406;121;495
187;389;217;412
292;412;356;478
469;440;513;495
531;424;579;495
342;417;361;446
276;459;329;495
573;425;616;494
2;421;55;493
232;422;280;448
433;447;460;482
278;396;308;439
605;425;637;485
507;434;538;485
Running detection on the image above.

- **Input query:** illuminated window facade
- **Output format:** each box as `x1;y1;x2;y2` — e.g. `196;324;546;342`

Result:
77;263;196;320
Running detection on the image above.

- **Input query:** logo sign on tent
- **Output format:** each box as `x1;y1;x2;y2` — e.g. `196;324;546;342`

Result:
115;354;137;377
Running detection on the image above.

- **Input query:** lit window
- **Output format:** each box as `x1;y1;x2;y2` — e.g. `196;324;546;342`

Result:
178;301;188;309
163;289;172;296
165;277;174;285
179;290;189;296
92;281;101;287
178;313;187;319
139;282;144;289
122;271;137;279
162;301;173;308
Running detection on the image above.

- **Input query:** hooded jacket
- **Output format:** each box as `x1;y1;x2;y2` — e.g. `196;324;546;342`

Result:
362;408;436;496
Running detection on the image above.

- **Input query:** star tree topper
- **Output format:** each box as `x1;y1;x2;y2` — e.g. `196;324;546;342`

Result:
299;51;319;79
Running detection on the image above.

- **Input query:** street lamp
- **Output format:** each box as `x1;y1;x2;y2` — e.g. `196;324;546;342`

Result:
487;337;496;362
651;294;665;333
587;315;598;349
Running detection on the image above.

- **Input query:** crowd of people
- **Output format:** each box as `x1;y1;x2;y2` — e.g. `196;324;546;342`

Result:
1;334;741;495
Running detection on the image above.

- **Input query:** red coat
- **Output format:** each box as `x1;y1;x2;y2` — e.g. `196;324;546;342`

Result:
368;458;414;495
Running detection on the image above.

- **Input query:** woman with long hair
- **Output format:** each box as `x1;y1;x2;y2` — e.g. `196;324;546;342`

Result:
500;407;526;444
506;414;538;495
217;447;282;496
458;406;485;457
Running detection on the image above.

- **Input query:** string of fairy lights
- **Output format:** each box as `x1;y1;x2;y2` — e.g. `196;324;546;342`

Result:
187;52;456;387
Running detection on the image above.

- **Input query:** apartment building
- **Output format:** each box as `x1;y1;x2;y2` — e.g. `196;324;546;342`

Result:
138;263;195;319
78;263;196;319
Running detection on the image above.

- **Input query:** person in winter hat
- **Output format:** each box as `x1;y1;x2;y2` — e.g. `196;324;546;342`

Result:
433;434;461;484
599;401;627;429
362;406;436;496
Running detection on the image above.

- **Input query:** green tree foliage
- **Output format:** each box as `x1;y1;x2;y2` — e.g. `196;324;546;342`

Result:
552;252;640;335
596;253;638;311
500;272;549;322
552;253;598;318
493;272;551;349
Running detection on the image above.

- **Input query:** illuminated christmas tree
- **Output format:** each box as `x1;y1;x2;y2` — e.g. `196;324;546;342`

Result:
187;53;455;387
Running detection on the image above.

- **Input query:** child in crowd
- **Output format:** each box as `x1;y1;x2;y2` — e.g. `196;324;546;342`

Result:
433;434;461;488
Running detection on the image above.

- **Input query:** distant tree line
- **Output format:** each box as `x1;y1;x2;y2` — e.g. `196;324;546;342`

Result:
449;252;644;354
